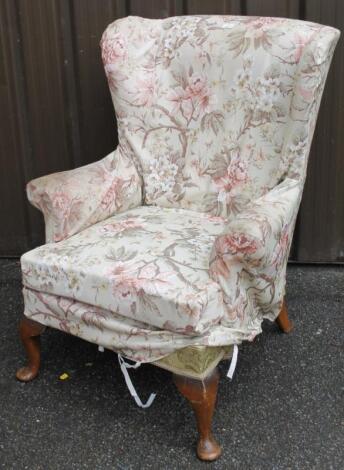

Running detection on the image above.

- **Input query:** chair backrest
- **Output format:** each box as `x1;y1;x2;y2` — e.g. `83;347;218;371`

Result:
101;16;339;217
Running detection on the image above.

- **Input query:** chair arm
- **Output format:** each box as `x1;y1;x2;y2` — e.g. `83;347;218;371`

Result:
27;149;142;243
210;178;301;276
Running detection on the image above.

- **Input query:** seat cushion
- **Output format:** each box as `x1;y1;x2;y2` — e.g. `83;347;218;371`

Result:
22;206;227;335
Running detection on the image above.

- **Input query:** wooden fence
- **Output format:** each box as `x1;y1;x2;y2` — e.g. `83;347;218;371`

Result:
1;0;343;261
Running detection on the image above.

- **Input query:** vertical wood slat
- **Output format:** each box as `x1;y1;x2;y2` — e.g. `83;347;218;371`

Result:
0;0;34;254
245;0;300;18
185;0;242;14
0;0;343;261
128;0;174;18
58;0;83;169
17;0;72;176
294;0;344;262
70;0;120;165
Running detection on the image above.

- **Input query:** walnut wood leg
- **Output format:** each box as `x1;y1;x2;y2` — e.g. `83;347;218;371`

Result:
173;367;222;461
16;316;45;382
276;300;294;333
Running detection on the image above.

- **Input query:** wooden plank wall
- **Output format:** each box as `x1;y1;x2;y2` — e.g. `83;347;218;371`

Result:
0;0;343;261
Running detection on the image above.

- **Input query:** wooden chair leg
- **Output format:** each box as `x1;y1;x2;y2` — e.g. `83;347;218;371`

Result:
173;367;222;461
16;316;45;382
276;300;294;333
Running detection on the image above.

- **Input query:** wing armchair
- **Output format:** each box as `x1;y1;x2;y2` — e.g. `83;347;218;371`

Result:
17;16;339;461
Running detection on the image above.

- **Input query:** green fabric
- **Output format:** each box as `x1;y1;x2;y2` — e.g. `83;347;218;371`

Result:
154;345;233;379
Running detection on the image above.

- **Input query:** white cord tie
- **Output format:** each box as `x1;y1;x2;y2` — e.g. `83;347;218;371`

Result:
118;355;156;408
227;344;239;380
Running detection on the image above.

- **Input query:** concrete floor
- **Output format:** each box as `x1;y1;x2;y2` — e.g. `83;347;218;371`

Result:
0;259;343;470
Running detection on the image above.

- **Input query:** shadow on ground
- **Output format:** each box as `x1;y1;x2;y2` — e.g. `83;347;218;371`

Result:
0;260;343;469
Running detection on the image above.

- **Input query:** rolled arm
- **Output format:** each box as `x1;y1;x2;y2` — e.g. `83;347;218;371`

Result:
27;149;142;243
211;178;302;275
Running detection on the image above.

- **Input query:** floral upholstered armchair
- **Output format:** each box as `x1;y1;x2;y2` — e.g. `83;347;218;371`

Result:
17;16;339;461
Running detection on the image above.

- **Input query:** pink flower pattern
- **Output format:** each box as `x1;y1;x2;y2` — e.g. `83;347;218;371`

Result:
52;192;72;218
217;233;260;255
131;72;156;106
27;151;142;243
101;33;127;66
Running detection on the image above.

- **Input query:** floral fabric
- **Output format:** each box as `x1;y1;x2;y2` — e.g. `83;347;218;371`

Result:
22;287;243;363
27;150;142;242
22;206;227;335
22;16;339;362
101;16;339;217
210;177;301;328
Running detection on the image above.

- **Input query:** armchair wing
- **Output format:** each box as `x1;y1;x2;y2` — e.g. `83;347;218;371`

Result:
27;149;142;243
210;178;301;324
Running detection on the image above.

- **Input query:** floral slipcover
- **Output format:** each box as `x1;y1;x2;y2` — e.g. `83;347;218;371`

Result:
21;16;339;363
27;150;142;243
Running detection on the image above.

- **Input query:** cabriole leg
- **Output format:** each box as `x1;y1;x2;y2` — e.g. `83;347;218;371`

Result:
16;316;45;382
173;367;222;461
276;300;294;333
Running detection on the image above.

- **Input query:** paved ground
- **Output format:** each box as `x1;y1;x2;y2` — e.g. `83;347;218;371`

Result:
0;259;343;470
